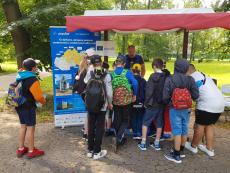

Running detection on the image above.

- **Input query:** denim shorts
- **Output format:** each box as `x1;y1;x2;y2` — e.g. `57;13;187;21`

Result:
169;108;190;136
16;107;36;126
142;107;163;128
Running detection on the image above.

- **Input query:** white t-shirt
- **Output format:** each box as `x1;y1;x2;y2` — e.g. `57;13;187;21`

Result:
191;71;225;113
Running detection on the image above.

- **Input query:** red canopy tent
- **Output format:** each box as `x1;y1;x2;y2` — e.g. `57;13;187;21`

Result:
65;9;230;60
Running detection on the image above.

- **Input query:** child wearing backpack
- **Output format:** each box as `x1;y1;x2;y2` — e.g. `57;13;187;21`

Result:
138;59;167;151
131;64;146;140
163;59;199;164
14;58;46;159
111;55;138;152
84;55;113;160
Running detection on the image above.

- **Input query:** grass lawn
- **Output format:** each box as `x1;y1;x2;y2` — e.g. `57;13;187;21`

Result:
0;61;17;75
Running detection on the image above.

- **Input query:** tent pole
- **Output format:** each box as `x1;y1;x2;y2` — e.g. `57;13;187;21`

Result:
104;30;109;62
182;29;189;59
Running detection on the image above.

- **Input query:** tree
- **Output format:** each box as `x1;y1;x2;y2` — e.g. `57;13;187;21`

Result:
1;0;31;68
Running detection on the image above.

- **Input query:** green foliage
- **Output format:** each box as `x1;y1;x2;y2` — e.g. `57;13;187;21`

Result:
0;0;229;69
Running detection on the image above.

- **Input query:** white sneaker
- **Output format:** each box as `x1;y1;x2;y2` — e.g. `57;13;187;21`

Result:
93;150;107;160
185;142;198;154
198;144;215;157
86;151;93;158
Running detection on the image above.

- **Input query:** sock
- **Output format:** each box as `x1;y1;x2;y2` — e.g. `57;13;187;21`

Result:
174;149;180;156
180;145;185;151
154;140;160;145
141;138;146;144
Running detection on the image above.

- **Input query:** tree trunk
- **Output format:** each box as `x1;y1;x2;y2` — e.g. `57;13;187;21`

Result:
182;30;189;59
190;33;195;62
2;1;31;69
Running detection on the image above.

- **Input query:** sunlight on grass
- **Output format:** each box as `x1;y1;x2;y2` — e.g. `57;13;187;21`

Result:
0;61;17;74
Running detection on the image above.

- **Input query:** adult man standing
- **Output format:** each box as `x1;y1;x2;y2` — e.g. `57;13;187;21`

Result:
125;45;146;77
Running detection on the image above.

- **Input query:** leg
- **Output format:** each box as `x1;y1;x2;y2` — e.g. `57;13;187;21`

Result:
27;126;35;151
174;135;182;151
113;105;122;137
205;125;214;150
84;116;88;135
191;124;205;147
132;108;138;135
94;111;106;153
137;109;144;136
117;104;131;141
87;112;96;152
18;124;27;148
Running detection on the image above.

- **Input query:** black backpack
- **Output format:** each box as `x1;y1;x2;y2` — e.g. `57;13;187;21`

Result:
85;71;106;113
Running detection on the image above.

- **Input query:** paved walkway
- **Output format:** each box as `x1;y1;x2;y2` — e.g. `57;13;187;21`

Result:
0;112;230;173
0;72;51;97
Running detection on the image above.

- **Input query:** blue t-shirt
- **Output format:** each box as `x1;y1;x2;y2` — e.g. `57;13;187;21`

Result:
124;54;144;69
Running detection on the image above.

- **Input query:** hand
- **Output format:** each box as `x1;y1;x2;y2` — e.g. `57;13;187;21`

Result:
132;96;136;103
108;104;113;110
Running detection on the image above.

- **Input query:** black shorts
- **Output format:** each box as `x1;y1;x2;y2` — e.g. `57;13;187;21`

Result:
16;107;36;126
195;109;221;126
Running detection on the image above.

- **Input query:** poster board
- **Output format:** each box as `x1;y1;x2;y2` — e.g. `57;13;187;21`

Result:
50;26;100;127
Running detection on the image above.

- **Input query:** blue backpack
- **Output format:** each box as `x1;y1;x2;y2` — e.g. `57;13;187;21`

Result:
6;81;27;107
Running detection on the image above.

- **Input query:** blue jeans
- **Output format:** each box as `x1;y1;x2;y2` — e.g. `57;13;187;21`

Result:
132;108;144;137
142;107;163;128
169;108;190;136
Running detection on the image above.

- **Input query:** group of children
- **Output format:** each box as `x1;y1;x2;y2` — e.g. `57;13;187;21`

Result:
14;53;224;164
73;52;198;163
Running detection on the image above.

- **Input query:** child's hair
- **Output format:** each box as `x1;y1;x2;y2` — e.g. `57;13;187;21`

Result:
152;58;164;70
79;59;88;75
23;58;37;71
102;62;110;70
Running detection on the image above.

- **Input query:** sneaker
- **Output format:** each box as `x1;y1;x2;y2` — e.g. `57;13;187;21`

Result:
138;143;147;151
133;136;141;140
162;134;172;139
150;143;161;151
198;144;215;157
170;149;185;158
185;142;198;154
86;151;93;158
27;148;45;159
93;150;107;160
16;147;28;158
164;151;182;164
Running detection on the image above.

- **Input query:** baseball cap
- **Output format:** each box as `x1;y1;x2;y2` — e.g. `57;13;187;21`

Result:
116;55;126;63
91;55;102;65
85;48;95;57
23;58;39;71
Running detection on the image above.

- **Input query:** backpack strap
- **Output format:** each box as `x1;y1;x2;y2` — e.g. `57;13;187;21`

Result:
200;72;206;85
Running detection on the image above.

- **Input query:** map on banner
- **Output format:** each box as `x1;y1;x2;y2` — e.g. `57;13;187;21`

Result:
50;26;101;127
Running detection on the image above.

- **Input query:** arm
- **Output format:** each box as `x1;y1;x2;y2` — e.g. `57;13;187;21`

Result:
29;81;46;105
141;64;146;78
189;77;199;101
126;70;138;96
162;77;172;105
105;74;113;105
145;75;154;104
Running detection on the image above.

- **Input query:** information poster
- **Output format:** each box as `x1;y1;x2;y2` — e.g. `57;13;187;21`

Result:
50;26;100;127
96;41;116;57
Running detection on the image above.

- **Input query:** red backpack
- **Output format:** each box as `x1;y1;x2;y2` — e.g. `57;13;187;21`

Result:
172;88;192;110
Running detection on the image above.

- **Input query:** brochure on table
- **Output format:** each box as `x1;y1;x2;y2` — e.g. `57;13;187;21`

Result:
50;26;100;127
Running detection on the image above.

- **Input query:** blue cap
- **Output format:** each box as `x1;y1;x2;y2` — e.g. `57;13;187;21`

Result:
116;55;126;63
91;55;102;64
